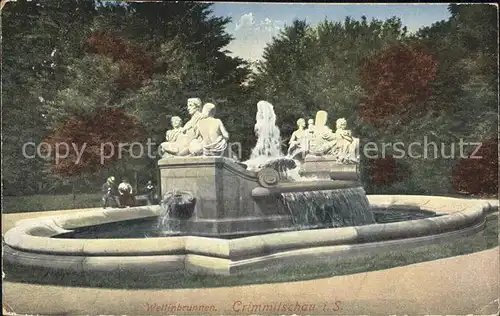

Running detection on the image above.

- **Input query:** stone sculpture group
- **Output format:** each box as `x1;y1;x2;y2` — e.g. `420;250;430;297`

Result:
160;98;359;164
160;98;229;158
287;110;359;163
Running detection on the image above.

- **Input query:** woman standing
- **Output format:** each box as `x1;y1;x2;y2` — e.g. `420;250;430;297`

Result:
118;178;135;207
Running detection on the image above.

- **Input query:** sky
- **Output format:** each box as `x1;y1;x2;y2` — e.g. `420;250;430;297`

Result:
212;3;451;62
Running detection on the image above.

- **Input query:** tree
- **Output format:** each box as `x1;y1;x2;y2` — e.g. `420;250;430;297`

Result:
363;155;410;187
359;44;438;127
3;2;496;198
106;2;253;157
252;16;410;142
84;31;155;92
448;4;498;83
43;107;143;176
42;107;143;198
452;138;498;195
1;0;97;194
253;6;497;196
41;54;123;126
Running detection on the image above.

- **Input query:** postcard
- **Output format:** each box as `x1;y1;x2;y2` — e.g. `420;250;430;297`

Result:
2;1;498;315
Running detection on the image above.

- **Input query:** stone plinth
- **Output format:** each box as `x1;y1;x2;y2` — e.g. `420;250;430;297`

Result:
300;155;358;180
158;156;293;237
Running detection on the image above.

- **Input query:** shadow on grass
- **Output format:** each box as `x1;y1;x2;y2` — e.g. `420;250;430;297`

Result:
3;214;498;289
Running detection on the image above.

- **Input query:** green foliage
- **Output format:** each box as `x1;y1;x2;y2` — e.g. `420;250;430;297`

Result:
2;2;497;196
252;16;411;140
43;55;121;128
1;0;95;194
2;0;252;195
253;5;497;195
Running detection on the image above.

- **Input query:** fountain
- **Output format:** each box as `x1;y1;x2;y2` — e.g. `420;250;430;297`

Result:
156;99;372;237
3;98;495;276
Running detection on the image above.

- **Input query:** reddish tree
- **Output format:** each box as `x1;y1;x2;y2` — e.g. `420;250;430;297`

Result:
43;107;144;178
359;44;438;126
452;138;498;196
85;31;154;90
365;155;410;186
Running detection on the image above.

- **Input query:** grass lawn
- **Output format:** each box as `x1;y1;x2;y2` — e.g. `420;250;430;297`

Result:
3;192;496;214
2;193;103;213
3;213;498;289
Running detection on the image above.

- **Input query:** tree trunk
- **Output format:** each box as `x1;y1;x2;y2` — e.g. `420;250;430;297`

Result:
134;170;138;194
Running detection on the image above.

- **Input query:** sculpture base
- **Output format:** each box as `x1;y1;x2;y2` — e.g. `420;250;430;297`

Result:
158;156;293;237
158;156;363;237
300;155;358;180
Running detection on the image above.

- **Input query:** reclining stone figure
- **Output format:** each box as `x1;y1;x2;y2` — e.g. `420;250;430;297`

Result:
195;102;229;157
308;110;337;156
333;118;359;163
287;118;308;159
160;98;203;157
306;112;359;163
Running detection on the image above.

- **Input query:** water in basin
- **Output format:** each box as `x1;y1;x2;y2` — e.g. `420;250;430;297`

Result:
53;207;439;239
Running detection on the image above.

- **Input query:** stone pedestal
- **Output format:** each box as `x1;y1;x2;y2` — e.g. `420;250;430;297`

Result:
300;155;358;180
158;157;293;237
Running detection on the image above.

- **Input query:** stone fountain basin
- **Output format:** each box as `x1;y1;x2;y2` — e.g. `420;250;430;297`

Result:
3;196;496;276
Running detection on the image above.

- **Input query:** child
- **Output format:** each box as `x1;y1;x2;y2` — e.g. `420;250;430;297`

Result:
145;180;155;205
102;176;119;208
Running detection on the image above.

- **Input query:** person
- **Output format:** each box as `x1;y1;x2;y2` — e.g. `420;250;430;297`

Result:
287;118;308;157
195;102;229;156
102;176;120;208
181;98;204;139
118;178;134;207
145;180;155;205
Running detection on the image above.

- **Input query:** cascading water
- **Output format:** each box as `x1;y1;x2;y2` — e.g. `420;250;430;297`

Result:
158;193;181;233
243;101;374;228
281;187;375;229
